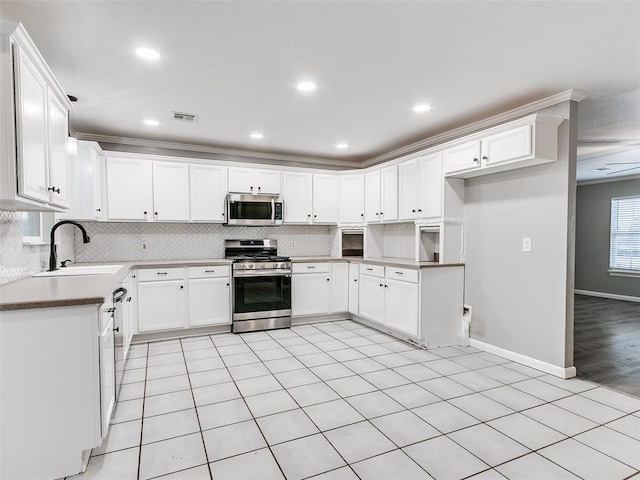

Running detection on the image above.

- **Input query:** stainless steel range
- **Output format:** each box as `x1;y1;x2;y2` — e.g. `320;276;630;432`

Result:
225;239;292;333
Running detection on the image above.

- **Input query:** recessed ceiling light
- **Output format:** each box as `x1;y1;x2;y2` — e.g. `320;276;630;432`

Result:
135;47;161;60
296;81;317;92
336;143;349;150
412;104;432;113
250;132;264;139
143;119;160;126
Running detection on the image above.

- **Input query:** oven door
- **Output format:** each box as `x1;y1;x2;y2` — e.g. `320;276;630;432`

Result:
233;271;292;321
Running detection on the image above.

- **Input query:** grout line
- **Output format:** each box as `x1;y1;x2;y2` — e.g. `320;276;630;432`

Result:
136;342;149;480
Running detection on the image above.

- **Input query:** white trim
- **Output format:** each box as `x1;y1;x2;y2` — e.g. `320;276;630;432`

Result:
74;132;360;170
362;89;584;167
469;338;577;379
575;289;640;303
577;174;640;186
607;269;640;279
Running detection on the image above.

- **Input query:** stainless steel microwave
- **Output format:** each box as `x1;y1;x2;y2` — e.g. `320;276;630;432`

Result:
225;193;284;226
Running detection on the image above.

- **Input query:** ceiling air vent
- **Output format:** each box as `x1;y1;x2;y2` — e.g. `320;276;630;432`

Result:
172;111;199;123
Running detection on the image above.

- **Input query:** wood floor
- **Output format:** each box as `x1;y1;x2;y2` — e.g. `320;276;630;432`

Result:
574;294;640;397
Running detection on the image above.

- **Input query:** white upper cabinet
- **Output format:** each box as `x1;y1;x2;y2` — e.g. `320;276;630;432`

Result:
228;167;281;194
1;24;72;212
152;162;190;221
443;114;562;178
58;141;103;221
106;156;153;221
364;170;381;223
190;164;227;222
312;173;338;223
339;174;365;224
283;171;313;223
399;153;442;220
442;140;482;176
366;166;398;223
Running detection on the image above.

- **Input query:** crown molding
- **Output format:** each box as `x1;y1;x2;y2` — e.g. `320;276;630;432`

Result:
73;132;361;170
577;174;640;186
362;89;587;168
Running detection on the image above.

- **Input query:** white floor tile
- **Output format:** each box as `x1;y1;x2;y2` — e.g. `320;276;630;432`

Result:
418;377;474;400
92;419;141;456
244;389;298;417
575;426;640;469
304;399;365;431
324;421;396;463
143;389;194;418
538;438;636;480
274;368;321;388
139;433;207;480
474;365;528;384
202;420;266;462
310;466;359;479
256;408;319;445
510;378;573;401
327;348;367;362
404;435;488;480
146;362;188;380
210;448;284;480
352;449;434;479
448;423;530;467
235;374;282;397
142;408;200;444
147;352;186;367
288;382;340;407
448;393;515;422
496;453;579;480
185;357;225;373
606;414;640;441
69;447;140;480
111;398;143;424
447;371;503;392
370;410;440;447
192;381;240;406
118;381;145;401
361;369;412;389
271;433;346;480
227;362;271;381
522;403;598;436
255;347;292;361
393;363;441;382
487;413;566;450
145;375;191;397
311;363;357;381
553;395;627;424
382;383;441;409
536;374;598;393
326;375;377;397
197;398;252;430
155;464;211;479
188;368;233;388
580;387;640;414
263;357;306;373
422;358;469;376
480;385;546;411
346;390;405;419
412;401;480;433
341;357;386;374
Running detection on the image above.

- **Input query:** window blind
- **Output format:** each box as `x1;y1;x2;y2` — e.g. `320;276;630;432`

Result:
610;196;640;271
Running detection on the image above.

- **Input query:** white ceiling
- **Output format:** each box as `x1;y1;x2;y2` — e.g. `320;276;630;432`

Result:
2;1;639;178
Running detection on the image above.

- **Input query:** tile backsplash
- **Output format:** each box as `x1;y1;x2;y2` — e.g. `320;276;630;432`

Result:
383;222;415;259
74;223;333;262
0;210;75;285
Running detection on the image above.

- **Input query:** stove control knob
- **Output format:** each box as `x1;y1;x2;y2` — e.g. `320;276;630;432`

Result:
261;263;266;269
248;264;254;269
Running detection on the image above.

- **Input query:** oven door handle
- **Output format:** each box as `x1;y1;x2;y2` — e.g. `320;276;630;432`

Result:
233;270;292;278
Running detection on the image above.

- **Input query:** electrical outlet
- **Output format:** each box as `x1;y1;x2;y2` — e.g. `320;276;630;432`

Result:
141;240;148;251
522;237;532;252
290;240;295;249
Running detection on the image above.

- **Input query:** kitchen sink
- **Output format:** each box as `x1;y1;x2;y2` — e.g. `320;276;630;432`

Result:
33;265;124;277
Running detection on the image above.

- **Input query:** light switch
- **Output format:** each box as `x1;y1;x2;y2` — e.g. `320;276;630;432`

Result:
522;237;532;252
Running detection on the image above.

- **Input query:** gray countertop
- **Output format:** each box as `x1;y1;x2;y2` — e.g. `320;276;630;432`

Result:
0;257;462;311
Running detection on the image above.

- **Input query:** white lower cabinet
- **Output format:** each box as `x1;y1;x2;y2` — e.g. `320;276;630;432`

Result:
188;266;231;326
331;262;349;313
99;302;115;438
358;264;419;335
292;263;331;316
348;263;359;315
137;268;186;332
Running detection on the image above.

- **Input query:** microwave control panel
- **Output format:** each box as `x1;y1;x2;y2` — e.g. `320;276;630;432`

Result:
274;203;283;220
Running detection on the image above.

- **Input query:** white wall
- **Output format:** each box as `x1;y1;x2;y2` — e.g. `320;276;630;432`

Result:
464;102;576;368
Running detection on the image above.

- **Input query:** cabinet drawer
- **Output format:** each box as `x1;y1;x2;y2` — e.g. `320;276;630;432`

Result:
386;267;418;283
188;265;230;279
359;264;384;278
292;262;330;274
137;267;183;282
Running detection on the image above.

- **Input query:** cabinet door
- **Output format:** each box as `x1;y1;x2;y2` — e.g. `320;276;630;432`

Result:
331;263;349;313
312;174;339;223
380;165;398;222
418;153;442;219
481;125;532;166
99;310;115;438
384;278;419;336
190;164;227;222
137;280;186;332
358;274;385;324
46;92;70;208
228;167;254;193
15;49;49;203
121;279;134;360
106;156;153;221
339;174;365;224
364;170;381;223
255;170;281;194
283;171;313;223
188;277;230;326
93;150;103;219
292;273;330;316
398;159;419;220
153;162;190;221
348;263;359;315
57;141;100;220
442;140;481;175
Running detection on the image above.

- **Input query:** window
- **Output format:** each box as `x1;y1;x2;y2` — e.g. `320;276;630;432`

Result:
21;212;54;245
609;196;640;274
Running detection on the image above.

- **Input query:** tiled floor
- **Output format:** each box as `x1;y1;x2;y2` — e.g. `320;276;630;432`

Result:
69;320;640;480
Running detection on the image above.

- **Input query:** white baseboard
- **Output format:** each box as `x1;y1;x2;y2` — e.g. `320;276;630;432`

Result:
575;289;640;303
469;338;576;379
